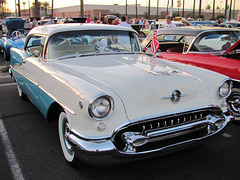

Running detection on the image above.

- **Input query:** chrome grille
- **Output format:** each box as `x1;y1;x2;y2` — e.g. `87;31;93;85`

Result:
113;107;222;152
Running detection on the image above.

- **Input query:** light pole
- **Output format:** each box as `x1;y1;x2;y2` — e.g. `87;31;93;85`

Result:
80;0;84;17
28;0;31;17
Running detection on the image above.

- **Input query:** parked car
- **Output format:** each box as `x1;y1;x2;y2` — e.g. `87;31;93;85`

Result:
219;21;240;28
0;18;25;60
141;21;184;37
189;21;219;27
10;24;232;166
142;27;240;120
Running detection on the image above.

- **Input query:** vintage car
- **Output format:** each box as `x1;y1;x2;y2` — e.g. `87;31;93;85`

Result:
142;27;240;120
0;18;25;60
219;21;240;28
189;21;219;27
10;24;232;166
141;21;184;37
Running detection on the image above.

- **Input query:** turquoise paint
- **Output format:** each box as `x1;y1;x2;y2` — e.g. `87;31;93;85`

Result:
13;70;55;119
10;48;29;67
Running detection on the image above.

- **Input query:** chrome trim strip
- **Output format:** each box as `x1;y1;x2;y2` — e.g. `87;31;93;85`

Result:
129;105;216;124
112;105;217;139
71;129;111;141
12;67;76;115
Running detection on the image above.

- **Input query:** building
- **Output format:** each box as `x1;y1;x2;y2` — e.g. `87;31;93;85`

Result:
18;4;235;21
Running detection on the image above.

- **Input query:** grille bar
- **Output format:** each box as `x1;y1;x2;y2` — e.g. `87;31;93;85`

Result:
113;107;222;152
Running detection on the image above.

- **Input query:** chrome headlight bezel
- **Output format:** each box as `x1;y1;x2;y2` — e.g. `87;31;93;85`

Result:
88;94;114;120
218;79;232;99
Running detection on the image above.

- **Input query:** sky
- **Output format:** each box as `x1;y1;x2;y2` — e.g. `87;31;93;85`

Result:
7;0;240;12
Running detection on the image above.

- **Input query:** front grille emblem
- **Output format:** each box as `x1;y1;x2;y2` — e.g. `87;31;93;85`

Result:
162;89;189;103
171;90;181;103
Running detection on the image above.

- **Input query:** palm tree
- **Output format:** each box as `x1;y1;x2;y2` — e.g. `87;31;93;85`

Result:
148;0;150;19
0;0;7;17
18;0;21;17
212;0;215;19
192;0;195;18
229;0;232;20
182;0;185;17
198;0;202;17
22;1;26;9
80;0;83;17
35;0;40;17
224;0;227;19
51;0;53;18
166;0;169;16
125;0;127;16
135;0;137;18
43;1;50;16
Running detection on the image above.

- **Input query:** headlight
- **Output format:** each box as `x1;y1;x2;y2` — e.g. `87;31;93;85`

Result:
218;79;232;98
89;95;114;120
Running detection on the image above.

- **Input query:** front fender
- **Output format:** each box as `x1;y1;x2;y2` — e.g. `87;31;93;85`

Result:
10;47;29;67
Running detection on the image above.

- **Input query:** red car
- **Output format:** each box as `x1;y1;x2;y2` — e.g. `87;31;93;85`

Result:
142;27;240;121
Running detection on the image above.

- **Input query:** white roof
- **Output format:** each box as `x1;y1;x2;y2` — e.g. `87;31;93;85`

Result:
29;23;136;37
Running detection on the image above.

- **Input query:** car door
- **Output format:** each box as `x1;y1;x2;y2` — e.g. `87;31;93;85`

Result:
15;35;46;106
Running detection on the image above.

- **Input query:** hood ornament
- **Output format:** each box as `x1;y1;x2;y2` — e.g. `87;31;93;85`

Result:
144;66;181;75
162;89;189;103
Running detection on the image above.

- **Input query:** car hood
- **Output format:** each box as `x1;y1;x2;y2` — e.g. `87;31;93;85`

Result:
6;19;25;31
222;39;240;55
50;54;213;121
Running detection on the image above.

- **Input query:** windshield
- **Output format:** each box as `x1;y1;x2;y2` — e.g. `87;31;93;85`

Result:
192;31;240;52
45;30;140;59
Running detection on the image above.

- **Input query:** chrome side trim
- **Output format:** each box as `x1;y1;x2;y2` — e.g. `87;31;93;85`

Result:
12;67;76;115
127;105;215;124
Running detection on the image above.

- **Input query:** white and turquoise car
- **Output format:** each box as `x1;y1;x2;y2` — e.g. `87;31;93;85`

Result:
10;23;233;166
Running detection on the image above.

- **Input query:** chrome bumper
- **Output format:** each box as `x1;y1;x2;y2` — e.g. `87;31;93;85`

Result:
68;114;232;165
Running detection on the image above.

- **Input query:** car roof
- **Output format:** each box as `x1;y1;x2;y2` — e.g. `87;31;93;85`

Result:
156;26;240;36
28;23;136;36
221;21;240;24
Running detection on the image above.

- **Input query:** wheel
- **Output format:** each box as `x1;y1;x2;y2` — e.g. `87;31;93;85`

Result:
227;88;240;124
17;84;27;100
58;111;79;166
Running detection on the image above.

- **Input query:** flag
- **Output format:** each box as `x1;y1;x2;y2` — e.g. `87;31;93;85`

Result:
151;21;159;54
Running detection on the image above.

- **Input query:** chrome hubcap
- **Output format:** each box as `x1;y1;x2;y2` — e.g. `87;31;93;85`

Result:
63;122;73;153
229;95;240;114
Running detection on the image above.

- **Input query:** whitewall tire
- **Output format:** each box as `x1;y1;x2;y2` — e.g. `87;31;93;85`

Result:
58;111;77;164
17;84;27;100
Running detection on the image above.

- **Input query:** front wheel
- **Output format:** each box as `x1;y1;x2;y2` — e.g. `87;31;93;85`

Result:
227;88;240;124
17;84;27;100
58;111;79;166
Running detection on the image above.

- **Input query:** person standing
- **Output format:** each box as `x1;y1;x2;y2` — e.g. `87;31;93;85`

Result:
118;16;132;28
163;15;176;28
2;16;7;34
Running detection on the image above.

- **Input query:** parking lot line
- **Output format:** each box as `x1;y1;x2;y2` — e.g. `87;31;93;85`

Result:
0;116;24;180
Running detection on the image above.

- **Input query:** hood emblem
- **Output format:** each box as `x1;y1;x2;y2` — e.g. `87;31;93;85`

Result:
162;89;189;103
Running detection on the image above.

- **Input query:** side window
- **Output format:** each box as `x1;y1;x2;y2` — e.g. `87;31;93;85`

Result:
26;36;46;57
